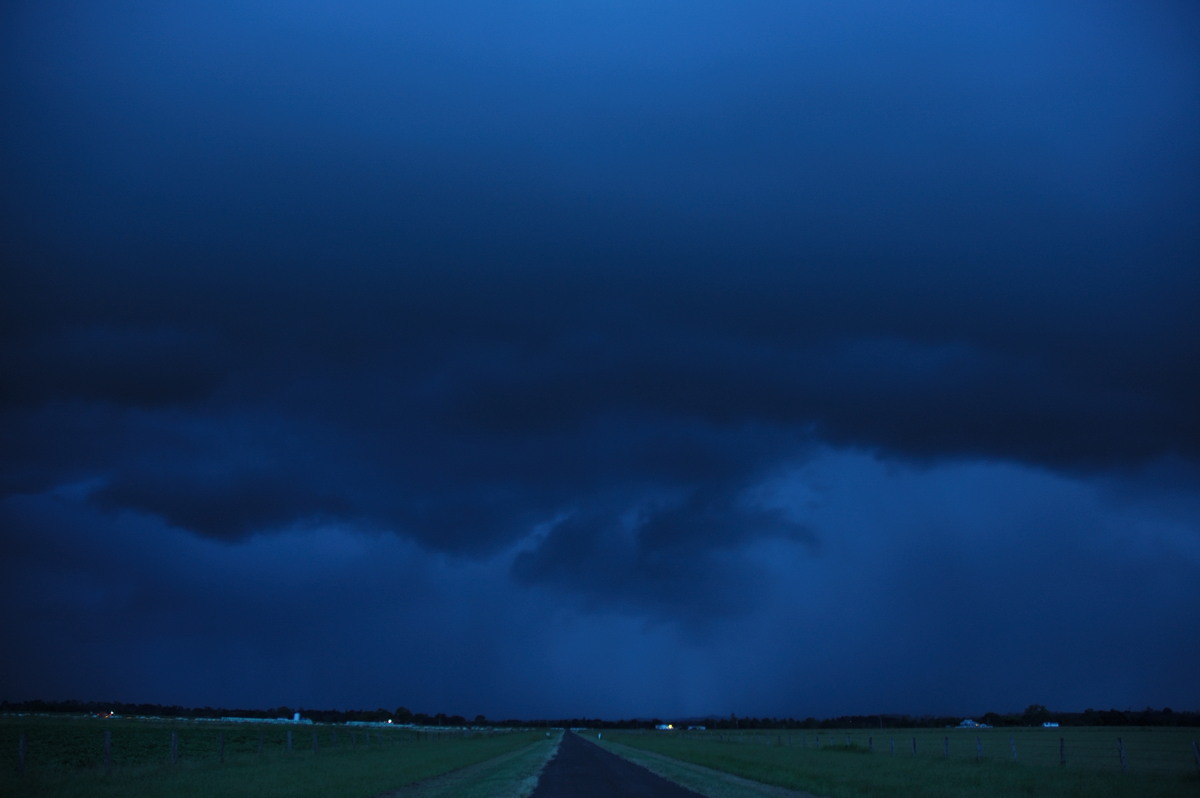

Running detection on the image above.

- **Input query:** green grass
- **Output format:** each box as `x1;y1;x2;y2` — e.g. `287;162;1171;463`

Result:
383;730;561;798
600;727;1200;798
0;715;549;798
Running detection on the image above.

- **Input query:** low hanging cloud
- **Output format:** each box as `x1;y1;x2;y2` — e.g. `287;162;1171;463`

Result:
93;470;350;543
513;486;817;625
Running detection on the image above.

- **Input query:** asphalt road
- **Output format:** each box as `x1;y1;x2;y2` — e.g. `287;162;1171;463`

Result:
529;731;707;798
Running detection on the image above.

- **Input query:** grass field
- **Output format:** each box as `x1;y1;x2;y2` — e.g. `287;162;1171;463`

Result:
599;726;1200;798
0;714;552;798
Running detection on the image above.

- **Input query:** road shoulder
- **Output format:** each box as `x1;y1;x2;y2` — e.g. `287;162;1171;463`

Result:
376;732;561;798
595;737;825;798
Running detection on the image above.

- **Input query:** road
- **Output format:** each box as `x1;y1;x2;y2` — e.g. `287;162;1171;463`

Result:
529;731;706;798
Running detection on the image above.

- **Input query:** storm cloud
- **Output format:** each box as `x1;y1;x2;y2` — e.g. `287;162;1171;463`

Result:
2;0;1198;719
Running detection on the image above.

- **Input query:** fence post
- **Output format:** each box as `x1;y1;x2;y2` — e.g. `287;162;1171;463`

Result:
890;737;895;756
1059;737;1065;767
1009;737;1018;762
912;737;917;756
18;733;26;776
845;735;850;748
104;730;112;773
1116;737;1127;773
171;731;179;764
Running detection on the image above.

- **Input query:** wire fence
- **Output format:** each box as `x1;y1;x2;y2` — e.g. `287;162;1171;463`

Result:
668;726;1200;775
3;716;506;777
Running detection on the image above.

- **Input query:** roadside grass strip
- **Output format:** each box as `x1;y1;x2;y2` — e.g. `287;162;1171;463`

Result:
594;735;820;798
376;730;562;798
1;715;547;798
601;728;1200;798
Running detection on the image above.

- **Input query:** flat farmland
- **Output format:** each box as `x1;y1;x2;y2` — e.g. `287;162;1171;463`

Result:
0;714;552;798
599;726;1200;798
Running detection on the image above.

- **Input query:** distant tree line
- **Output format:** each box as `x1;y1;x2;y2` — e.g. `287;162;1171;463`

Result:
2;699;1196;728
645;705;1200;730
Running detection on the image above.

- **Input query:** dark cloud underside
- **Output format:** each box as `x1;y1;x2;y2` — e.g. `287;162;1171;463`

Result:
2;0;1198;717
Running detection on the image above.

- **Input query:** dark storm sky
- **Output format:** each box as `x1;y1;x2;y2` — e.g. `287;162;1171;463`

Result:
3;0;1198;720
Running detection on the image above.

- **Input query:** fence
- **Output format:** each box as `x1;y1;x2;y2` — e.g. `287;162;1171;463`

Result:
666;726;1200;776
4;716;499;778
